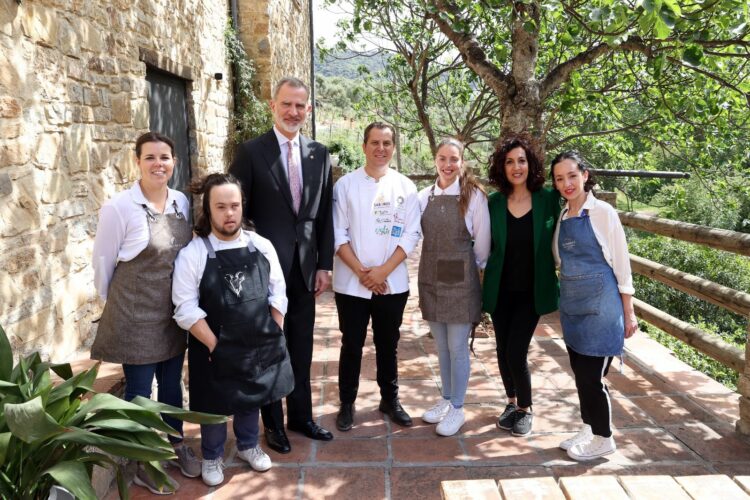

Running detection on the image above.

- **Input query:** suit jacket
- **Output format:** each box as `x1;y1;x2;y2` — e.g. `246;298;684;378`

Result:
228;129;334;292
482;187;561;316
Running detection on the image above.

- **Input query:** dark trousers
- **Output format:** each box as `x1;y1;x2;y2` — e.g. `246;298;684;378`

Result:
123;352;185;444
261;252;315;429
567;346;614;437
335;291;409;404
491;290;539;408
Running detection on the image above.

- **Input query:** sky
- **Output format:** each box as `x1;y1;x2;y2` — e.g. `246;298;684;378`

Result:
312;0;349;47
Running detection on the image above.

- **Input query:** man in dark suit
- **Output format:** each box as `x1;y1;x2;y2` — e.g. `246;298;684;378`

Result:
228;77;334;452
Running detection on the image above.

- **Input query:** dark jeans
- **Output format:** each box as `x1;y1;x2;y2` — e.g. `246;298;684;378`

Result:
335;291;409;404
491;290;539;408
262;251;315;430
201;409;260;459
123;352;185;444
567;347;614;437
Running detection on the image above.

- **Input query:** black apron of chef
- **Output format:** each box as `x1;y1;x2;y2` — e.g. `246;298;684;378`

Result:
187;237;294;416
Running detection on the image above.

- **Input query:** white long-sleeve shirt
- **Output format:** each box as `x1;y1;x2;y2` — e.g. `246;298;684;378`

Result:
172;230;288;331
553;191;635;295
92;182;190;300
333;167;421;298
417;179;491;269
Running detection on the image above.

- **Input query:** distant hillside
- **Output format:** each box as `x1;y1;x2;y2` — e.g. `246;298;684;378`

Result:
314;48;389;79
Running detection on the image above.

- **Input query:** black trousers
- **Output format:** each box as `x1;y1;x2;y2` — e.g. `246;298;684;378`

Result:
335;291;409;404
261;251;315;429
567;346;614;438
491;290;539;408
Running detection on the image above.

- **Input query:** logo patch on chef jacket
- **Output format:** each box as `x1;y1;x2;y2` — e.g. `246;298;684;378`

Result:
224;271;246;298
391;226;402;237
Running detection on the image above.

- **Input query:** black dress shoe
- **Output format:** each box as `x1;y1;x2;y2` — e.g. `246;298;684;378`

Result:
379;398;413;427
336;403;355;432
288;421;334;441
264;427;291;454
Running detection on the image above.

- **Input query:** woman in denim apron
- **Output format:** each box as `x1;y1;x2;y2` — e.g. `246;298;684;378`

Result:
551;151;638;462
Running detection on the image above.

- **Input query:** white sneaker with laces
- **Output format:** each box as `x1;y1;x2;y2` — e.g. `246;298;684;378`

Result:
422;399;452;424
435;406;465;436
201;457;225;486
559;424;593;451
237;445;272;472
567;434;616;461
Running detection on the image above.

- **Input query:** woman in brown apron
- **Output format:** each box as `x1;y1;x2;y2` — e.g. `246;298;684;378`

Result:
91;132;198;494
418;138;490;436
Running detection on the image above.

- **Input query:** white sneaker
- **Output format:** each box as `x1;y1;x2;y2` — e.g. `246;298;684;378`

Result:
567;434;616;461
435;406;465;436
201;457;225;486
422;399;452;424
559;424;593;451
237;445;272;472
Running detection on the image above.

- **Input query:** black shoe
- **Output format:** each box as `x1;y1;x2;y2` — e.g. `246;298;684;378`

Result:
511;410;533;437
336;403;355;432
497;403;518;430
264;427;291;454
378;398;413;427
287;421;334;441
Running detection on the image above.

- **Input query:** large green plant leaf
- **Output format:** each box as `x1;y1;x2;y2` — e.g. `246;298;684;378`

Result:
52;429;175;461
0;432;11;466
0;325;11;381
44;461;97;500
130;396;227;424
86;409;178;436
5;397;65;443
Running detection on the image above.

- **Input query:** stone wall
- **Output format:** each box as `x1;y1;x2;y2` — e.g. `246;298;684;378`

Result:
237;0;312;101
0;0;234;361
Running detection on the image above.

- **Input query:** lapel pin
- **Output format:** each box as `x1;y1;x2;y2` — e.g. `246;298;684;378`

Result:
310;154;315;159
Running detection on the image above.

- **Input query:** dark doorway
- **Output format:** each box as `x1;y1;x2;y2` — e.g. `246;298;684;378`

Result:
145;69;192;197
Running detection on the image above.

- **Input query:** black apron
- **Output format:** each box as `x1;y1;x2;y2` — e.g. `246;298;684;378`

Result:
188;236;294;415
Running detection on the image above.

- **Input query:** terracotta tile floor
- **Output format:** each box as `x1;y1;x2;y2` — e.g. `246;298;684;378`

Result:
114;252;750;499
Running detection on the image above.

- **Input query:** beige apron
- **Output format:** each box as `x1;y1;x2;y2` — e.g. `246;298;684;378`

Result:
92;200;192;364
418;188;481;324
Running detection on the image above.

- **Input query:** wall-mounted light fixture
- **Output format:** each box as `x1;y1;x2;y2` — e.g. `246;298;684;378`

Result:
214;73;223;81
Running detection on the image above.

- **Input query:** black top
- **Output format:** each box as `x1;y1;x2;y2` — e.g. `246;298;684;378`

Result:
499;208;534;292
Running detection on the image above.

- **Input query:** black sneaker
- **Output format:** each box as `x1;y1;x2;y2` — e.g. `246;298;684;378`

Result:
496;403;518;430
379;398;413;427
511;410;533;437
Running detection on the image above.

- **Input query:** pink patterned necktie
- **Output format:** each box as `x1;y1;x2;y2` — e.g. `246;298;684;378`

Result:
287;140;302;214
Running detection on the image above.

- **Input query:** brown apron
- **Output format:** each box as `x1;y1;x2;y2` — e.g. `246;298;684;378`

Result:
418;187;481;324
92;200;192;364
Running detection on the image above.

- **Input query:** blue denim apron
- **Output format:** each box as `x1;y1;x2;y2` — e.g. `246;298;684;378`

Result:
558;209;624;357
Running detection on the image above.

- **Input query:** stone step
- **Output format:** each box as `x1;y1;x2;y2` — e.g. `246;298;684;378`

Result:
444;475;750;500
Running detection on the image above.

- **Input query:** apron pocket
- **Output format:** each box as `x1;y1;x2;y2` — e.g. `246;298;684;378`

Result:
436;259;465;285
560;273;603;316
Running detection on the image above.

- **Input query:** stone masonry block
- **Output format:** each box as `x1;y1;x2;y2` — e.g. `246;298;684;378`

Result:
617;475;691;500
0;140;32;166
559;476;629;500
20;3;58;46
41;171;72;203
64;124;93;173
34;133;61;167
0;96;21;118
441;480;500;500
498;477;564;500
674;475;749;500
111;94;131;123
0;193;39;237
7;305;56;343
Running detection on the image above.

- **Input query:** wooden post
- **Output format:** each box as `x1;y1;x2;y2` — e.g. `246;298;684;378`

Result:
738;317;750;436
596;190;617;208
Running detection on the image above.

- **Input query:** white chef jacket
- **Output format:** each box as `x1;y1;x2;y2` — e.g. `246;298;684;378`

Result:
172;230;288;331
417;178;491;269
92;182;190;300
333;167;421;298
553;190;635;295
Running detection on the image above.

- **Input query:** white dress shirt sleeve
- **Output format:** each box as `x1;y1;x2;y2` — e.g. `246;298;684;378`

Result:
252;234;288;316
602;204;635;295
396;184;421;255
470;189;491;269
92;203;126;301
333;179;351;252
172;239;208;331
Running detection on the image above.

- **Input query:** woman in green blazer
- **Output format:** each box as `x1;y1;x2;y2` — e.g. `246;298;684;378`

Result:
483;134;561;437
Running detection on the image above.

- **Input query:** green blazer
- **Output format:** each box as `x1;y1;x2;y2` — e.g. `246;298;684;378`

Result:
482;187;561;316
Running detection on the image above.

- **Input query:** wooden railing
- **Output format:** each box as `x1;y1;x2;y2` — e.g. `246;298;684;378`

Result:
617;211;750;436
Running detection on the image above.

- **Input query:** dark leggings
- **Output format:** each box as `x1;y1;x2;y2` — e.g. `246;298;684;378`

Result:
567;346;614;437
491;290;539;409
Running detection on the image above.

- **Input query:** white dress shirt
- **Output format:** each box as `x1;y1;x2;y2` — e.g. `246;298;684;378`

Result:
172;230;288;331
553;191;635;295
333;167;421;298
273;126;303;187
92;182;190;300
417;178;491;269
